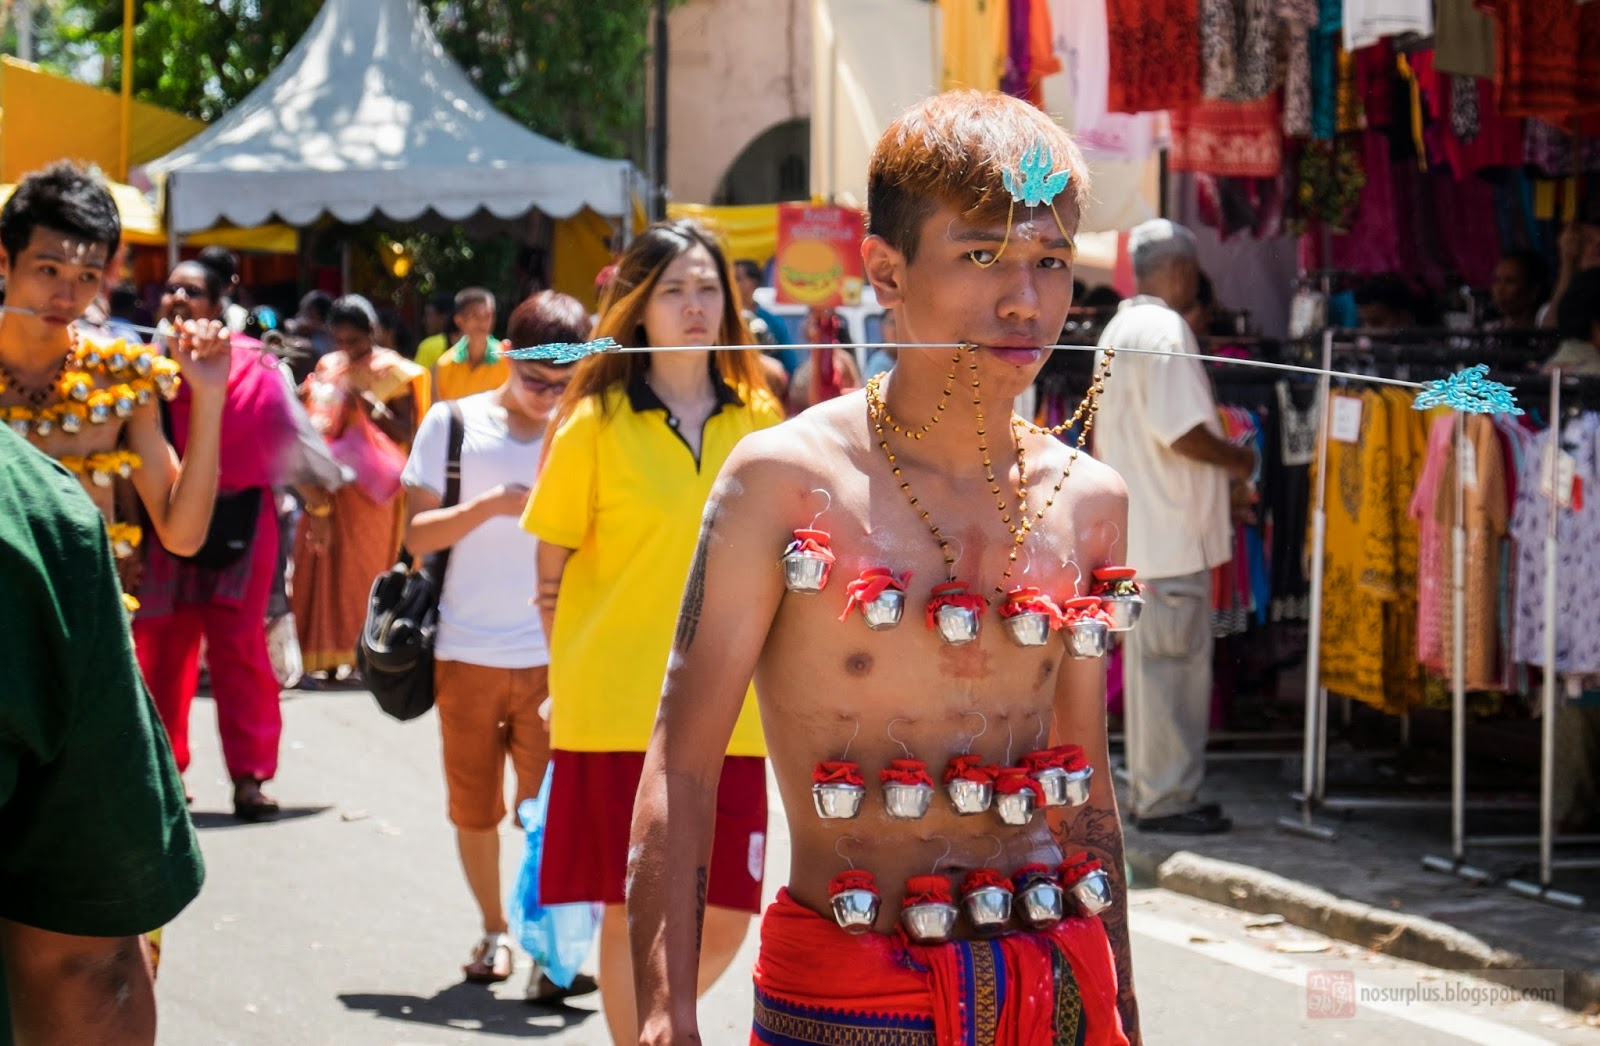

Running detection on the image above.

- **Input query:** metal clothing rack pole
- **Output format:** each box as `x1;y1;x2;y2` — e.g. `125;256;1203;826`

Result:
1278;330;1541;843
1279;329;1337;840
1502;370;1600;908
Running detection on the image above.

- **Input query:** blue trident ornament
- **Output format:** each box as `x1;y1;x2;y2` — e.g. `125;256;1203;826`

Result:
1002;139;1072;209
1412;365;1524;416
504;337;621;365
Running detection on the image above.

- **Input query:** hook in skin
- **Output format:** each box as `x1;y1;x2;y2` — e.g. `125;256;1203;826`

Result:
886;717;914;759
961;709;989;755
808;488;833;530
983;834;1005;866
836;835;858;869
839;715;861;762
929;835;953;875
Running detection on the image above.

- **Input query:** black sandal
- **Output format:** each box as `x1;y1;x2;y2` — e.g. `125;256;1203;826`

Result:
232;778;281;822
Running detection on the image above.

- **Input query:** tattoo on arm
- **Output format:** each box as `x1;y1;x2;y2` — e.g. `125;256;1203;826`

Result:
1060;802;1141;1043
673;505;718;653
694;865;708;953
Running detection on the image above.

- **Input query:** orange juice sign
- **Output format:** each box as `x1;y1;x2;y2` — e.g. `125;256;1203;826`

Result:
775;204;865;309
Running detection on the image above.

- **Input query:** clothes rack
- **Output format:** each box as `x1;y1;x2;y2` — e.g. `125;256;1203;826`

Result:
1279;329;1548;842
1420;370;1600;909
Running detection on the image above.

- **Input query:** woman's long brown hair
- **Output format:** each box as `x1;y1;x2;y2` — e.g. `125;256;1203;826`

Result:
545;218;772;442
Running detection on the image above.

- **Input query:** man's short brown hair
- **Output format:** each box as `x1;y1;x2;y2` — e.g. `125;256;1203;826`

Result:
867;90;1090;263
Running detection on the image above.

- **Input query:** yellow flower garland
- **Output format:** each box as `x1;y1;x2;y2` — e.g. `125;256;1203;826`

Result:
56;450;143;486
0;339;181;439
106;522;143;560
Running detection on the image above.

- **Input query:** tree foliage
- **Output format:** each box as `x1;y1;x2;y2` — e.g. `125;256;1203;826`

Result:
54;0;663;160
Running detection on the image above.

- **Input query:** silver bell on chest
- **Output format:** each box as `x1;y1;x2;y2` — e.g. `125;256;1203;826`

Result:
941;754;995;815
828;870;881;934
926;581;985;646
1062;854;1114;917
900;875;958;944
1013;866;1067;929
998;587;1062;648
1022;745;1094;809
1062;596;1111;659
842;567;909;631
781;528;835;594
879;759;936;820
960;870;1014;935
1091;567;1144;632
992;767;1043;826
810;761;866;820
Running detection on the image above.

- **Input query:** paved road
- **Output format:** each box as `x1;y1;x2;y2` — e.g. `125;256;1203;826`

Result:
159;691;1598;1044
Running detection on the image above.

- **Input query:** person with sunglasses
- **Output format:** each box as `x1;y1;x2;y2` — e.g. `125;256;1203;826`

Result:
399;290;591;995
133;258;299;821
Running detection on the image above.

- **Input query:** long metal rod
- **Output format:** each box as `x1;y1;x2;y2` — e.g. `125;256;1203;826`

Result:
1539;370;1562;890
1450;410;1468;861
1280;329;1336;840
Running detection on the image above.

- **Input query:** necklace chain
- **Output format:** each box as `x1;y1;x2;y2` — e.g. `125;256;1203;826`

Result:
0;325;79;408
864;348;961;439
866;345;1115;598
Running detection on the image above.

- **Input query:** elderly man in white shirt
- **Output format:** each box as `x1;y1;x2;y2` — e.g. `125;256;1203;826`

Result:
1094;220;1256;835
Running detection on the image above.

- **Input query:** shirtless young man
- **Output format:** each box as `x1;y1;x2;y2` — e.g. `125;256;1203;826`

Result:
628;92;1138;1044
0;163;230;573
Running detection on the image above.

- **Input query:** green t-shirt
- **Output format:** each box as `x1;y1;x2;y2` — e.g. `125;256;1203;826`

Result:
0;428;205;1040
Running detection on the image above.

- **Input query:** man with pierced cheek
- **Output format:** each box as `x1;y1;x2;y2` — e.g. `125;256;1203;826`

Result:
0;161;232;595
628;90;1139;1046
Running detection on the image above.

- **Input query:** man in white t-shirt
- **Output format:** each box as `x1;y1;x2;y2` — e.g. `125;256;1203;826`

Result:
1094;220;1255;835
400;290;595;1000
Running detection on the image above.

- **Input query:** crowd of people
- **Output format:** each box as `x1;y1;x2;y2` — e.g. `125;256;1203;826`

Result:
7;78;1600;1045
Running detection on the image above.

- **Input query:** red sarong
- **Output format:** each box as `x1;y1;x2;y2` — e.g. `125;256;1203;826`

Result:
752;889;1128;1046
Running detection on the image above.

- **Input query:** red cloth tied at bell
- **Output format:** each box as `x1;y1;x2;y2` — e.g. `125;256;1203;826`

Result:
1060;852;1104;885
829;869;879;897
1012;862;1057;889
838;566;911;622
942;753;997;785
998;586;1065;626
1062;596;1112;625
961;867;1014;896
812;760;865;786
785;528;836;561
1090;566;1139;595
924;581;988;630
1020;747;1070;773
993;766;1046;803
902;874;954;907
880;758;935;788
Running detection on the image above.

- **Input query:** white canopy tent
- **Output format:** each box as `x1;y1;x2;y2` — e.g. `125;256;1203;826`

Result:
144;0;639;249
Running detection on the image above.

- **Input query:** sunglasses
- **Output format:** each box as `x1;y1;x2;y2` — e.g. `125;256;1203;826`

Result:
519;375;570;395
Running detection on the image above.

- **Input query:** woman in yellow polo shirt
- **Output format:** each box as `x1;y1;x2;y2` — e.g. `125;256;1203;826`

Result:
521;218;780;1041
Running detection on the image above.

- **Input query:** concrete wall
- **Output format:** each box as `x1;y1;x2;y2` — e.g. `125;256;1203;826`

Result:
663;0;812;205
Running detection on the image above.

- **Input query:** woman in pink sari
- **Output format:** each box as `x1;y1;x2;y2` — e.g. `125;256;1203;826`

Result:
292;294;430;684
132;260;299;820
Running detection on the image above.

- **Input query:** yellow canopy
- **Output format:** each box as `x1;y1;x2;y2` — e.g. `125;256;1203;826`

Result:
668;203;782;265
0;56;296;252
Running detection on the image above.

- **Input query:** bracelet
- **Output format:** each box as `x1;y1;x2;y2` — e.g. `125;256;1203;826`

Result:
305;502;333;518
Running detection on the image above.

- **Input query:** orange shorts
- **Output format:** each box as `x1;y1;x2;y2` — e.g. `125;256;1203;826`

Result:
434;659;551;831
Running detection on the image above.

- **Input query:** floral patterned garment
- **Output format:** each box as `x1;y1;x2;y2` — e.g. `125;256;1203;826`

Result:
1108;0;1202;114
1511;414;1600;674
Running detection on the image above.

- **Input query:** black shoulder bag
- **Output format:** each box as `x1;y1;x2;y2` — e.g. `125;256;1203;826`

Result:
357;401;464;722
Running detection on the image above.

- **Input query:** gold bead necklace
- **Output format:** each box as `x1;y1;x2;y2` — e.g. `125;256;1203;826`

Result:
866;345;1114;597
863;347;962;440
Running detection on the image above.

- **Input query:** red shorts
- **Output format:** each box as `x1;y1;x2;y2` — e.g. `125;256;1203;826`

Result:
540;749;767;913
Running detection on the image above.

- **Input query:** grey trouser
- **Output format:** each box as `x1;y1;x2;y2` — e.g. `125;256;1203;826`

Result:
1123;570;1215;818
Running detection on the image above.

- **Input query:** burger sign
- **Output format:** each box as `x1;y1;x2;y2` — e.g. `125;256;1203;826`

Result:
775;203;865;310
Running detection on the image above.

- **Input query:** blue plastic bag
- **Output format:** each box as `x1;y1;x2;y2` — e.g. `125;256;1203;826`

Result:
510;765;601;988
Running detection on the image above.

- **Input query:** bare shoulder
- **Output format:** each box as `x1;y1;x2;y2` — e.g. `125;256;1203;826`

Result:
719;392;866;501
1023;430;1128;504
